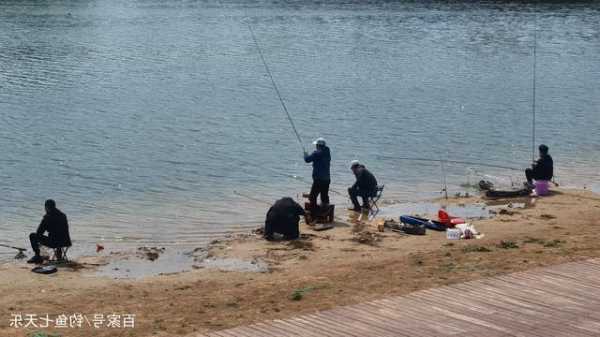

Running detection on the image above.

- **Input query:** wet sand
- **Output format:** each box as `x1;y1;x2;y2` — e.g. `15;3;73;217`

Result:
1;188;600;337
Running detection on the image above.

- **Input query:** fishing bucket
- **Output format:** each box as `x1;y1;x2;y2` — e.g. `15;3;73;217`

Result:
534;180;550;196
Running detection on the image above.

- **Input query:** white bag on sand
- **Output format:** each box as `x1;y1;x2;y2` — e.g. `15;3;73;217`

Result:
454;223;484;239
446;228;461;240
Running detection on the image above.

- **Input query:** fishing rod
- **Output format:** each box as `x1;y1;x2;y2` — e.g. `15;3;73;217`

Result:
234;190;356;226
246;22;306;153
376;155;522;172
0;243;27;252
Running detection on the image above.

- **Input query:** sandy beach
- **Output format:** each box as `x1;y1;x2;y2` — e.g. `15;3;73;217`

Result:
1;188;600;337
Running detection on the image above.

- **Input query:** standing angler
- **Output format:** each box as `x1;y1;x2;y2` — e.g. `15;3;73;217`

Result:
304;137;331;210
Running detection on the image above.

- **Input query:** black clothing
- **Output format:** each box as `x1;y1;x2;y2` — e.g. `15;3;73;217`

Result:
30;208;71;256
264;197;305;240
29;233;54;257
351;166;378;193
349;166;378;210
309;178;330;208
348;187;375;210
304;146;331;180
526;154;553;183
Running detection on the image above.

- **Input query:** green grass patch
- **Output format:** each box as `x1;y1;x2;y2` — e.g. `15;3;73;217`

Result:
543;239;565;248
462;245;492;253
523;237;546;245
291;287;315;301
497;240;519;249
28;332;62;337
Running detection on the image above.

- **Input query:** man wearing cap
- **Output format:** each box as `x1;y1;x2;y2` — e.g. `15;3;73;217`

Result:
525;144;553;187
348;161;378;212
304;137;331;209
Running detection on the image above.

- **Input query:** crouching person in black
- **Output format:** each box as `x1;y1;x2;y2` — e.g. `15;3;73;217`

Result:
27;199;72;264
264;197;305;241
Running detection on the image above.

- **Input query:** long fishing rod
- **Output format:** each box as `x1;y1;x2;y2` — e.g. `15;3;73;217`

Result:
246;22;306;153
531;2;538;162
376;155;522;172
0;243;27;252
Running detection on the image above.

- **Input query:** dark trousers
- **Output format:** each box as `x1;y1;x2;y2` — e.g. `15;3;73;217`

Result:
264;220;300;241
348;187;374;210
525;168;543;184
309;179;330;208
29;233;55;257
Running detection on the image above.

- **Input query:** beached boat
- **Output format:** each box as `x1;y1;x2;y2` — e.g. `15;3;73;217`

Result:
400;215;446;231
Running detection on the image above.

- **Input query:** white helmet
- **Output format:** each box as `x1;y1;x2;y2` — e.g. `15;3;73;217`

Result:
350;160;361;169
312;137;326;146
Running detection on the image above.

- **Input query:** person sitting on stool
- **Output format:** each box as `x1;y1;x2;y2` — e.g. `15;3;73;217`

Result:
27;199;72;264
304;137;331;210
348;160;378;212
525;144;553;188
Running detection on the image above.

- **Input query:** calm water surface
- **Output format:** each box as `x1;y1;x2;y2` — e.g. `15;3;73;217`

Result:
1;0;599;260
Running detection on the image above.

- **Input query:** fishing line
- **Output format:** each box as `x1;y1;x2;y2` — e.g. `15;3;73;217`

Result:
376;155;522;172
440;161;448;199
210;150;345;195
531;1;538;162
246;22;306;153
233;190;272;206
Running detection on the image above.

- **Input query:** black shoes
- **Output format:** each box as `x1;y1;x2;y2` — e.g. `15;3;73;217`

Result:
27;255;44;264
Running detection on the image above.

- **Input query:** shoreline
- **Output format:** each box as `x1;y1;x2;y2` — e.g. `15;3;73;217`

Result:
1;188;600;337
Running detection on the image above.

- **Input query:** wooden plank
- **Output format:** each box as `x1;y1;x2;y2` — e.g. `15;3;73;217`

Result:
195;259;600;337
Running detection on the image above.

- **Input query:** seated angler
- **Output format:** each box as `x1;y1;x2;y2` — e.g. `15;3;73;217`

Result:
525;144;553;188
27;199;72;264
264;197;305;241
348;160;378;212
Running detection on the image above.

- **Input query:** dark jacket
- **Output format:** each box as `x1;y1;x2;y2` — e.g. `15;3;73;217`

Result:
352;166;378;194
264;197;305;240
304;146;331;181
36;209;72;248
532;154;553;181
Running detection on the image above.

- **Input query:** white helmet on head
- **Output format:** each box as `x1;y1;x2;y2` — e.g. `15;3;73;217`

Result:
312;137;326;146
350;160;361;169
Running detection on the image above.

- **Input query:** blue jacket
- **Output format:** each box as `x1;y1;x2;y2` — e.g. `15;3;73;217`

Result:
304;146;331;181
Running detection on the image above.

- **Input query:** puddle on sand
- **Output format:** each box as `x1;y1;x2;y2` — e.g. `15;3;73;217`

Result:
94;249;194;279
378;201;494;220
92;247;268;278
197;258;269;273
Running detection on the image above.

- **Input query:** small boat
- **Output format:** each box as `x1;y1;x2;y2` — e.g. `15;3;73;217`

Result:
485;188;530;199
400;215;446;231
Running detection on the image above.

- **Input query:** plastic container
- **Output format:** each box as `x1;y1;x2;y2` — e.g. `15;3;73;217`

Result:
439;209;465;228
535;180;550;196
446;228;461;240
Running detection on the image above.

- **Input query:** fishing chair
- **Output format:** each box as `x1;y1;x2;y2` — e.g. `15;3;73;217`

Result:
51;246;70;263
367;185;385;219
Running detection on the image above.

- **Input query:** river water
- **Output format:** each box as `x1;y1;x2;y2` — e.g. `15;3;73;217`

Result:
1;0;599;261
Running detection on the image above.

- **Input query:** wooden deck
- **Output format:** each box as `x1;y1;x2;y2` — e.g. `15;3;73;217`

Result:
193;259;600;336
